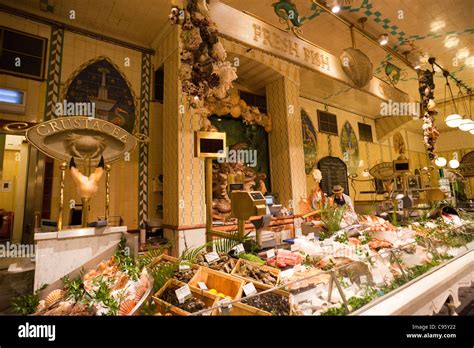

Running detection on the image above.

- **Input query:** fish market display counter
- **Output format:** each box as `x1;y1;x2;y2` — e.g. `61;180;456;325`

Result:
353;246;474;315
213;215;299;248
34;226;135;292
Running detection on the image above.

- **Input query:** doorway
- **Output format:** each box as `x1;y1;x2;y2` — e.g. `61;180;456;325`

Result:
0;134;29;244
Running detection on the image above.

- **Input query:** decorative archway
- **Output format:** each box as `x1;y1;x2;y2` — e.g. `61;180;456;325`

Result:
61;56;138;134
340;121;359;174
301;108;317;174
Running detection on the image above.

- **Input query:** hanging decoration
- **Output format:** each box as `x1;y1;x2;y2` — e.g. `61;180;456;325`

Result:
417;60;439;161
170;0;272;132
272;0;303;32
340;48;373;88
169;0;237;106
205;91;272;132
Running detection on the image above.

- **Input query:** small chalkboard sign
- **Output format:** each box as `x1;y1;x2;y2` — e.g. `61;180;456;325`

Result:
317;156;349;196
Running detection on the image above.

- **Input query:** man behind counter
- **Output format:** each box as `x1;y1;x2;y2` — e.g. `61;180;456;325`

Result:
330;184;354;211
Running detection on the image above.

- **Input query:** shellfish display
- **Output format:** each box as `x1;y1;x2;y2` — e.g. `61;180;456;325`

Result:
241;290;290;316
234;260;278;286
194;252;237;273
119;300;137;316
44;289;66;308
159;284;207;314
33;253;151;316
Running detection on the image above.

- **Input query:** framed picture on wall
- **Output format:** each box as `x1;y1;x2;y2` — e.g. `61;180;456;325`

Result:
408;175;420;190
395;176;404;192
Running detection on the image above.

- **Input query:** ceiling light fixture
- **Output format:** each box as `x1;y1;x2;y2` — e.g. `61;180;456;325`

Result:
458;119;474;131
448;159;460;169
456;48;470;60
435;157;447;167
430;20;445;32
330;0;341;13
378;34;389;46
443;72;464;127
446;114;463;127
457;86;474;131
466;56;474;67
444;35;459;49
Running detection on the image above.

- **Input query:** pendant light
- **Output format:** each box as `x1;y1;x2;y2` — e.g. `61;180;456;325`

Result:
457;88;474;131
444;74;464;127
435;157;447;167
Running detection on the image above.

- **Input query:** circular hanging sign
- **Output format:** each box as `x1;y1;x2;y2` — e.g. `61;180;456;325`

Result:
26;116;137;165
369;162;395;180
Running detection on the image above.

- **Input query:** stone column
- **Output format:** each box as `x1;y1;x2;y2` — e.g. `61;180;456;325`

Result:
161;26;206;255
266;76;307;213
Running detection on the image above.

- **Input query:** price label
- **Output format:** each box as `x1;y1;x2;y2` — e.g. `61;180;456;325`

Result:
179;262;191;271
359;275;367;284
266;249;275;259
204;251;220;264
233;244;245;255
175;284;192;304
242;282;257;296
218;298;232;313
307;233;315;241
197;282;208;290
290;244;299;252
280;268;295;278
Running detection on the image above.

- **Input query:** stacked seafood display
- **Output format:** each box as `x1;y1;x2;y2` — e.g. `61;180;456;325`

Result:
149;210;471;316
17;211;472;316
34;255;151;316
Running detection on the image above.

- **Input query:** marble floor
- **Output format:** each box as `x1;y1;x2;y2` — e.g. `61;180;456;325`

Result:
0;258;35;314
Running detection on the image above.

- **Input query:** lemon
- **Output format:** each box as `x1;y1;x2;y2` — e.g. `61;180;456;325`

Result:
217;293;226;297
208;289;218;294
225;296;232;300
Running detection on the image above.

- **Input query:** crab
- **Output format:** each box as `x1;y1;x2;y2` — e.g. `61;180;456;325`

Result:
65;133;106;159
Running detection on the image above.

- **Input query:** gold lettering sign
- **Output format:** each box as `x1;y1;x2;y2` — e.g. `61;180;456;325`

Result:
251;23;329;72
210;2;411;103
26;116;137;164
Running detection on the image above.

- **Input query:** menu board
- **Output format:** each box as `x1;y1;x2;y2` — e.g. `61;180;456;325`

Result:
317;156;349;196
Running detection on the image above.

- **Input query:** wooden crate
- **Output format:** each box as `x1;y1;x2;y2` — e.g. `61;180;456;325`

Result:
153;299;176;316
188;266;244;300
153;279;218;316
239;281;292;316
231;259;280;287
215;301;271;316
